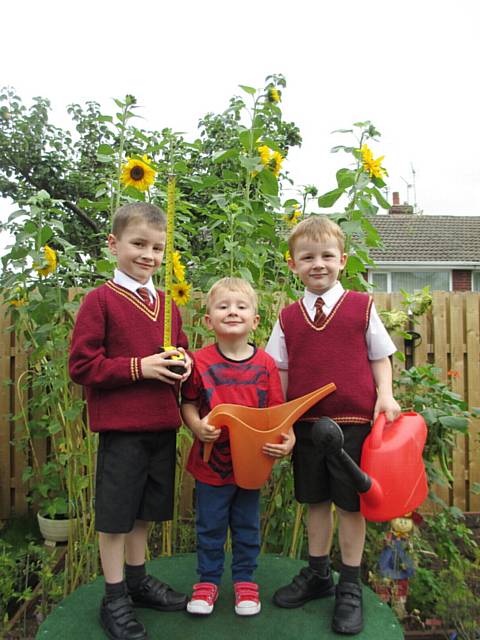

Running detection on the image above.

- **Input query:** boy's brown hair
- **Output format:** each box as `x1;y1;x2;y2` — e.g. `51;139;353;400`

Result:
288;215;345;256
112;203;167;237
206;277;258;313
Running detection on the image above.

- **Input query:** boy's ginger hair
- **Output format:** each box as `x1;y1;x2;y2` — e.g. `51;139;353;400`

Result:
206;277;258;313
112;203;167;237
288;215;345;256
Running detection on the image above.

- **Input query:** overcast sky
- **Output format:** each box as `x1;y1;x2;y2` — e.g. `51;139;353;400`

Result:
2;0;479;255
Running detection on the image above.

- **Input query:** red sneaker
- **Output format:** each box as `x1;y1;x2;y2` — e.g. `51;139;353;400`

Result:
234;581;261;616
186;582;218;615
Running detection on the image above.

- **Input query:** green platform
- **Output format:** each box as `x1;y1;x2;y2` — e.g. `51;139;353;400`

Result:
36;554;403;639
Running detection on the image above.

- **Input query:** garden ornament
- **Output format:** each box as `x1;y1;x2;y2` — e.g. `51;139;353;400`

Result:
311;412;428;522
202;383;337;489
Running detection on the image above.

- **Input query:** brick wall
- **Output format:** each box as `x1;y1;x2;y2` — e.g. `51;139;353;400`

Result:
452;270;472;291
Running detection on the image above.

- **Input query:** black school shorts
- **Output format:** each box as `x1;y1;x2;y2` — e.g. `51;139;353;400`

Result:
95;429;176;533
292;421;371;512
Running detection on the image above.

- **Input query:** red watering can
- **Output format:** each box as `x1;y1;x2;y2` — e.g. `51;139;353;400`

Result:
311;412;428;522
203;383;336;489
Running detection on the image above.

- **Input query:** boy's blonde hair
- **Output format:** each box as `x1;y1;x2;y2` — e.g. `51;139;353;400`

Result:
112;203;167;237
288;215;345;256
206;277;258;313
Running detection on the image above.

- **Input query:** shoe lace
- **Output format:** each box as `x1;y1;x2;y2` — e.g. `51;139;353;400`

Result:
191;582;217;604
234;582;259;603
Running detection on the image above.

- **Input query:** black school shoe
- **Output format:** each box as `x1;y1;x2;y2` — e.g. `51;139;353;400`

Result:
332;582;363;635
100;595;147;640
129;575;187;611
273;566;335;608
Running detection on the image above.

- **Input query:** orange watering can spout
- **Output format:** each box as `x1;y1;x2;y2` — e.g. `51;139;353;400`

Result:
203;383;336;489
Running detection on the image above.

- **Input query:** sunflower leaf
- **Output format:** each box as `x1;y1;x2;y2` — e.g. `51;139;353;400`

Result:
317;188;344;208
239;85;256;95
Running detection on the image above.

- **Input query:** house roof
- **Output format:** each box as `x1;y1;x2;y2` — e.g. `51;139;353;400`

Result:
368;215;480;264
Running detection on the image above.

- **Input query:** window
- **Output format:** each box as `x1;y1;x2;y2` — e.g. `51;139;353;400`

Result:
369;270;450;292
391;271;449;292
473;272;480;292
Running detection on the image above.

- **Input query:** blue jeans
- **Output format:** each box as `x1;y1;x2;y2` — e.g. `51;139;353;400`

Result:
194;480;260;585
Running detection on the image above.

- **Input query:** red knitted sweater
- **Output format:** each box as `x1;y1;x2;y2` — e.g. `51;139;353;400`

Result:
69;281;188;432
280;290;376;423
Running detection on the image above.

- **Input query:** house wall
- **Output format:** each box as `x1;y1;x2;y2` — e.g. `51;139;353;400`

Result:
452;270;472;291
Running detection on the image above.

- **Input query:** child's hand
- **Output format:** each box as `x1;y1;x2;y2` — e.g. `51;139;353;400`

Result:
191;415;221;443
178;348;192;381
140;351;187;384
262;427;296;458
374;394;401;423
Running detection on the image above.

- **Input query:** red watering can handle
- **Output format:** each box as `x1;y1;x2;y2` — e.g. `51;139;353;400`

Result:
369;413;387;450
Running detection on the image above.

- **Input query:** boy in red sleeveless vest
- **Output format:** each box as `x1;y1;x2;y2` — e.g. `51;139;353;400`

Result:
181;277;294;617
266;215;400;635
69;203;192;640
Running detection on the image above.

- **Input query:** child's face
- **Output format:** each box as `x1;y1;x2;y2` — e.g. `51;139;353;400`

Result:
108;221;166;285
205;289;259;341
288;235;347;296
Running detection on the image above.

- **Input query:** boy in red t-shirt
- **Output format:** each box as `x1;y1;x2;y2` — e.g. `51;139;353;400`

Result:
266;215;400;635
69;203;192;640
181;277;294;617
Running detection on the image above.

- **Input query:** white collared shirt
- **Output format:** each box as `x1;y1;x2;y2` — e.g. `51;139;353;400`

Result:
113;268;156;303
265;282;396;369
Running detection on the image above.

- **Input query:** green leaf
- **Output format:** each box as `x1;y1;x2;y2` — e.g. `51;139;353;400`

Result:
370;187;390;210
97;144;113;155
238;267;253;282
239;85;256;95
317;188;344;208
438;416;469;432
40;226;53;245
336;168;356;189
213;149;238;163
258;169;278;196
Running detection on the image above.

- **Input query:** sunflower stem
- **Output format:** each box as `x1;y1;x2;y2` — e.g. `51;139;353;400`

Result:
112;99;130;219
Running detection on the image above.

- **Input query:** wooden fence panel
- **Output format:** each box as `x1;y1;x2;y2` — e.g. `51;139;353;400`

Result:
1;292;480;518
0;305;12;519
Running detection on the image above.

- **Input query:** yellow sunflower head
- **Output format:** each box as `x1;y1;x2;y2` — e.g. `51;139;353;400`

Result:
284;206;301;227
172;281;191;306
257;145;272;166
360;144;386;179
120;155;157;191
267;88;281;103
172;251;186;282
36;245;57;276
270;151;284;177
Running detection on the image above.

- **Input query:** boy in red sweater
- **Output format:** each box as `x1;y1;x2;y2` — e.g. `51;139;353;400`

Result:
69;203;192;640
181;277;294;617
266;216;400;635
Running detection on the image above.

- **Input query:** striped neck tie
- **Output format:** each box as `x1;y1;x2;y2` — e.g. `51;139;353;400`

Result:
137;287;154;310
314;297;326;326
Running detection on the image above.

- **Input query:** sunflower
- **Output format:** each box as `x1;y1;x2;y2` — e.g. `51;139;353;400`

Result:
172;251;186;281
257;145;272;166
360;144;386;180
36;245;57;276
172;281;191;306
270;150;284;177
284;206;302;227
120;155;157;191
268;88;281;103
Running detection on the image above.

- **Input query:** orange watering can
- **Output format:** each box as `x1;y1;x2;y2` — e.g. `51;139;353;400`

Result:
311;412;428;522
203;383;336;489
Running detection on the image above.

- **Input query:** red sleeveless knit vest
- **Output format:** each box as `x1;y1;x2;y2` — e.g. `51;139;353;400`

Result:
280;290;376;423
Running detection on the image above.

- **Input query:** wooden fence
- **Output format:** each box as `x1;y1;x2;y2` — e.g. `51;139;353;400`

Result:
1;292;479;519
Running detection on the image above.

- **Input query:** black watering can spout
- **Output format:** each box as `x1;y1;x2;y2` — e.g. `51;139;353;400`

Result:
311;418;380;499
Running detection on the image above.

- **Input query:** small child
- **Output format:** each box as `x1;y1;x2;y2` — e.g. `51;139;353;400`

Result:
181;277;295;617
266;215;401;635
69;203;192;640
